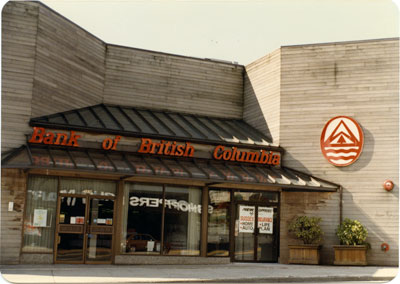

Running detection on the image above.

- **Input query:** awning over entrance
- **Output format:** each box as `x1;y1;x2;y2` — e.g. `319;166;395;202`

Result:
2;144;339;192
30;104;274;147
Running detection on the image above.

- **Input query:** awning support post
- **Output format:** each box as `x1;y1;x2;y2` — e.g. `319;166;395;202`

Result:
200;185;209;257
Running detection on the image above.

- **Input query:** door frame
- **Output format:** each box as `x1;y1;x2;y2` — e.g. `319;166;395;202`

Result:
54;193;116;264
230;196;280;263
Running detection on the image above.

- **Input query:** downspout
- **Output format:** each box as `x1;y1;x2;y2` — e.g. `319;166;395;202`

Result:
339;186;343;224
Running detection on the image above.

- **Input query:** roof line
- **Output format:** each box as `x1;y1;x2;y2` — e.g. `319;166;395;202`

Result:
107;43;244;67
35;2;243;67
35;1;105;45
281;37;399;49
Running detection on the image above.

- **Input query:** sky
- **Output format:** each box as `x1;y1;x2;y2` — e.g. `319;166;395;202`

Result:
20;0;400;64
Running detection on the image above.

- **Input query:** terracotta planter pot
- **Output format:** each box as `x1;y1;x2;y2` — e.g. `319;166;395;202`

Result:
288;244;321;265
333;245;367;266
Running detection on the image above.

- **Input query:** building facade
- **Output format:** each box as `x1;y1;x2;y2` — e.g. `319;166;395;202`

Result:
1;1;398;266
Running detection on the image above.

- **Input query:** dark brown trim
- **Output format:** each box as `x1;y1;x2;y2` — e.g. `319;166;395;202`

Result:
160;184;166;256
19;170;29;258
200;186;209;257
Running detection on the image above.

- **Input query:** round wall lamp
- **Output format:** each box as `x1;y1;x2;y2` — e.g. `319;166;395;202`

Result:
381;243;390;252
383;180;394;191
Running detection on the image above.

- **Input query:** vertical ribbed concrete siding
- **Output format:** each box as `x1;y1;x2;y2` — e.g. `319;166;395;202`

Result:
103;45;244;118
31;4;106;117
243;49;280;144
1;169;27;264
279;39;399;266
1;2;39;153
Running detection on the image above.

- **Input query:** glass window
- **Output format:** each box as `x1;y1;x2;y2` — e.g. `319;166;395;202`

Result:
164;186;201;256
234;191;279;203
22;176;58;253
59;177;116;196
207;190;230;257
122;184;163;254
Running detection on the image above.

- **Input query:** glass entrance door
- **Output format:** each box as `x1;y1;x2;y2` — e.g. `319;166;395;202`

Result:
55;194;115;264
234;203;278;262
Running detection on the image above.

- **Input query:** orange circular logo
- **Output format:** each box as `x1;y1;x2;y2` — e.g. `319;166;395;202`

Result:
320;116;364;167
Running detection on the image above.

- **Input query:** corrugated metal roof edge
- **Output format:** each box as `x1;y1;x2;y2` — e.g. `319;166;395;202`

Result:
1;145;339;192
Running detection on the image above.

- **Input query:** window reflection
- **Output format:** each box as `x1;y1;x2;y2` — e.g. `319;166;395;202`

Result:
122;184;163;254
207;190;230;257
163;186;201;256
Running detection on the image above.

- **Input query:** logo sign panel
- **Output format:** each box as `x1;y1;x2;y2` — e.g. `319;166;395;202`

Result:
320;116;364;167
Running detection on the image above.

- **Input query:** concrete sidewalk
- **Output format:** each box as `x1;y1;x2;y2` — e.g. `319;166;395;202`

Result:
0;263;398;284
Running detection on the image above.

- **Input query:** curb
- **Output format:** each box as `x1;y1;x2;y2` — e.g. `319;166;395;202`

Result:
10;276;396;284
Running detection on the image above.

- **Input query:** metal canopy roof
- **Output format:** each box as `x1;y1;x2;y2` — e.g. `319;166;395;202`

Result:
2;144;339;192
29;104;276;148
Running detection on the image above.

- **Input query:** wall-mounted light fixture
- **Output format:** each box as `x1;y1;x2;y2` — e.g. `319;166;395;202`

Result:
383;180;394;191
381;243;390;252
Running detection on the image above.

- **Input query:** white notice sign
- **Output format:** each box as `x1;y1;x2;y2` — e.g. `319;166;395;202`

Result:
258;207;273;234
33;209;47;227
238;205;255;233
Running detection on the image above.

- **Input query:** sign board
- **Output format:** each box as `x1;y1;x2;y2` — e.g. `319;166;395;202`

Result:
321;116;364;167
238;205;255;233
28;127;282;166
258;207;273;234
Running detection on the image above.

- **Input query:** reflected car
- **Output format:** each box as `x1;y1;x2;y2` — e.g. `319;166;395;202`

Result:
126;233;170;253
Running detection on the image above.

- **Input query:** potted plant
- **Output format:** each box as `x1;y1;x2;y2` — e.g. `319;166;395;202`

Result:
288;216;323;264
334;218;369;265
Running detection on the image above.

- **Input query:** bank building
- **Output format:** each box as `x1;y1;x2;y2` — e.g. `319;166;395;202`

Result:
1;1;398;266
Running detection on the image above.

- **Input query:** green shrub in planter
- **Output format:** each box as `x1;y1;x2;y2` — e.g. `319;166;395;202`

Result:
288;216;323;244
336;218;368;246
334;218;369;265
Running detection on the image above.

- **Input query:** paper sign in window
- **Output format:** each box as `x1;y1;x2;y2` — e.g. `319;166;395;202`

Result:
258;207;273;234
33;209;47;227
238;205;255;233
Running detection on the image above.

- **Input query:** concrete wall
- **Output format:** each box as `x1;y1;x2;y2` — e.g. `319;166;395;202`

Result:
104;45;244;118
2;1;38;152
243;49;280;144
1;1;245;154
31;3;106;117
1;169;27;264
278;39;399;266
